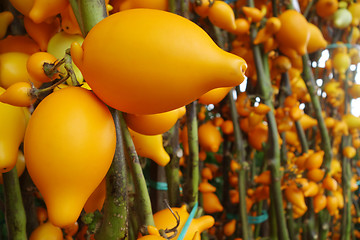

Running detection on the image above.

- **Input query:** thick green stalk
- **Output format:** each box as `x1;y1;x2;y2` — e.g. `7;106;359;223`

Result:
69;0;85;36
119;112;155;229
2;167;27;240
295;121;309;154
248;6;289;239
228;89;251;240
164;123;181;207
95;108;128;240
168;0;176;14
78;0;108;36
340;136;352;240
285;203;296;240
301;54;332;240
183;102;199;209
301;54;332;170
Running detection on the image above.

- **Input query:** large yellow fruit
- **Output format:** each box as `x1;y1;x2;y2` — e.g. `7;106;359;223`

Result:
24;87;116;227
71;9;247;114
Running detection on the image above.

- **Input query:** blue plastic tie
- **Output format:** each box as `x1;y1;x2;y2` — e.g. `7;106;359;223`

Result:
226;210;269;224
177;202;198;240
149;180;168;191
247;210;269;224
326;43;360;49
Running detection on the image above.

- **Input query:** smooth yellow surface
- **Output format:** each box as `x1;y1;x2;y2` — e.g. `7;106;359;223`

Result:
128;128;170;166
71;9;247;114
29;222;63;240
24;87;116;227
125;106;185;135
0;52;30;89
0;87;26;173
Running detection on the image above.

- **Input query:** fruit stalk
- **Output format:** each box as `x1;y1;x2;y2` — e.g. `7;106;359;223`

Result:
228;89;251;240
183;102;200;209
340;74;353;239
119;112;155;229
248;1;289;238
301;54;332;171
301;53;332;240
340;136;352;240
78;0;107;36
95;108;128;240
164;123;182;207
2;166;27;240
69;0;85;36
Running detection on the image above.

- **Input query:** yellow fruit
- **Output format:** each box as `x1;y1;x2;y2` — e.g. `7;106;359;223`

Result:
128;128;170;166
0;11;14;39
0;87;27;173
153;205;215;240
71;9;247;114
307;23;327;53
198;121;223;153
124;106;185;135
29;222;63;240
275;9;310;56
198;87;232;105
202;192;224;213
24;87;116;227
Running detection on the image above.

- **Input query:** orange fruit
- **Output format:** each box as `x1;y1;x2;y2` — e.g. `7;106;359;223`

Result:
304;150;324;170
275;9;310;56
306;168;325;182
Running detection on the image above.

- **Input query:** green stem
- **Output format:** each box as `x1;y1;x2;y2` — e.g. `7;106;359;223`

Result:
301;54;332;170
285;203;296;240
248;2;289;237
2;167;27;240
119;112;155;230
69;0;85;36
95;108;128;240
228;89;251;240
183;102;199;209
301;54;332;240
168;0;176;14
340;137;352;240
78;0;108;36
164;123;181;207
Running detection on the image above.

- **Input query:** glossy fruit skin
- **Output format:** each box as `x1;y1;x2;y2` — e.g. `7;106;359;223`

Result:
275;9;310;56
198;121;223;152
0;87;27;173
84;177;106;213
24;87;116;227
208;1;236;31
71;9;247;114
124;106;185;135
0;150;26;184
198;87;232;105
29;222;63;240
307;23;327;53
27;52;58;83
9;0;34;17
24;16;60;51
128;128;170;166
0;81;35;107
0;52;29;89
0;35;40;55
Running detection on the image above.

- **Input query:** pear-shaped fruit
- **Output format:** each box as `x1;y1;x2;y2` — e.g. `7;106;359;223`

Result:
71;9;247;114
0;87;27;173
128;128;170;166
24;87;116;227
